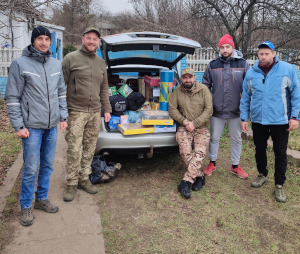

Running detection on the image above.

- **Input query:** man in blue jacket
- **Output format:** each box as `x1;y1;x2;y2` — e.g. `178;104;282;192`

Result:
5;26;68;225
202;34;250;179
240;41;300;202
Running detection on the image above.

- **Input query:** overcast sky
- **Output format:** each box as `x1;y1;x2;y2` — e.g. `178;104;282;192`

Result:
102;0;134;14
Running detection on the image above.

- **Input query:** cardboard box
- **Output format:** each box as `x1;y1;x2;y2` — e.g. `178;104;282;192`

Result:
120;115;128;124
154;123;177;133
138;78;145;96
144;75;177;87
145;84;160;101
118;84;133;98
141;110;170;120
142;118;174;125
108;86;117;96
150;102;159;110
117;123;154;135
144;75;160;87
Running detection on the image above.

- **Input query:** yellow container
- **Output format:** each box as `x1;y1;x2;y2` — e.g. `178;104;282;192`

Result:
117;123;154;135
142;118;174;125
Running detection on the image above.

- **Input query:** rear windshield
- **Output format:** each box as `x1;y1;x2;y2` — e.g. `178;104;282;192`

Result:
108;50;178;62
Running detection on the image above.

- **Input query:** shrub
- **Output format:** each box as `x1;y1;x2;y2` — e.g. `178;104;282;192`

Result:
63;44;77;57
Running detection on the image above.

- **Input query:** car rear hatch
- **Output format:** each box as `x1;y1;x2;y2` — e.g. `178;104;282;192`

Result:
100;32;201;70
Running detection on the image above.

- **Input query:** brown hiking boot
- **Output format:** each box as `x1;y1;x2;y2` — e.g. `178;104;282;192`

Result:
63;185;77;202
34;199;59;213
78;179;98;194
20;207;34;226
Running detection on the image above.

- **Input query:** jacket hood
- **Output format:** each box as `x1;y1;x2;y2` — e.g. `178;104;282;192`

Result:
22;45;52;63
219;49;243;60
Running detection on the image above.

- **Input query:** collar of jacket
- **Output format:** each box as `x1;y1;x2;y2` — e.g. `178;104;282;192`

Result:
80;46;97;57
23;45;51;63
218;49;243;62
253;55;279;73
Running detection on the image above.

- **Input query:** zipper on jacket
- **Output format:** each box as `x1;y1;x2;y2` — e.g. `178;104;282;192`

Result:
42;57;51;129
26;102;30;121
88;56;93;112
74;77;77;95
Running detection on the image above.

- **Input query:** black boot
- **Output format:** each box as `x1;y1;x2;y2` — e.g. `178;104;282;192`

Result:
178;180;192;199
192;176;205;191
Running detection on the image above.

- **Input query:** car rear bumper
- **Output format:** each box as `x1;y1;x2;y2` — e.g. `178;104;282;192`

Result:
95;127;178;155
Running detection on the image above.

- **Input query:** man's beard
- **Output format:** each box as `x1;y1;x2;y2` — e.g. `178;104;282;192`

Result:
183;82;194;90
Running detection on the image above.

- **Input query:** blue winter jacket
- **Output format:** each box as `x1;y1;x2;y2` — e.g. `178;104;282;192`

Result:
240;56;300;124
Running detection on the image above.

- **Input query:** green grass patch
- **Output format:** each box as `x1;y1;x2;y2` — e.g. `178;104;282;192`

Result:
288;128;300;151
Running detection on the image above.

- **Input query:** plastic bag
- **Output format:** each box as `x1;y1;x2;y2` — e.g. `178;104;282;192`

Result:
89;155;122;184
125;110;142;123
108;115;121;130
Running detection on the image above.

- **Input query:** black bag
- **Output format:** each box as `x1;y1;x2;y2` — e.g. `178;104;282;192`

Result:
109;95;128;116
89;155;121;184
127;92;146;111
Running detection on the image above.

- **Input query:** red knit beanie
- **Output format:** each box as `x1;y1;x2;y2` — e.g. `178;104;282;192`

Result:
218;34;235;48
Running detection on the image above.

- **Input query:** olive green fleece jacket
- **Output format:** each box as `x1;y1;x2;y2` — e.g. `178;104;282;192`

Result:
62;48;112;113
169;81;213;128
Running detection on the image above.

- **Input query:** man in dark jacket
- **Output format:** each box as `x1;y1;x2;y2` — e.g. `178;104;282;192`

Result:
62;27;112;202
202;34;249;179
169;67;213;199
5;26;68;226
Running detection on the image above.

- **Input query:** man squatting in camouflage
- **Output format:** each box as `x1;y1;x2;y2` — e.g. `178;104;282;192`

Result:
169;67;213;199
62;27;112;202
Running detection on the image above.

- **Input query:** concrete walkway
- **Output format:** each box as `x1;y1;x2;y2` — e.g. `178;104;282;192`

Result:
3;129;105;254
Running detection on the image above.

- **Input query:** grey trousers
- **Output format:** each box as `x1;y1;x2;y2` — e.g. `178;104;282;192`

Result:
209;116;242;165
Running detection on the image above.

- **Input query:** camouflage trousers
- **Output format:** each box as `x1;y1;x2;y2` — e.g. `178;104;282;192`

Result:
65;111;101;185
176;126;210;183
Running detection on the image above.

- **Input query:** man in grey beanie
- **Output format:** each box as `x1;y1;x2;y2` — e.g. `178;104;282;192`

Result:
5;26;68;226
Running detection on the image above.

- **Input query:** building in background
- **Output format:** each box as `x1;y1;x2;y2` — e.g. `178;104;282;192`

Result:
0;9;65;97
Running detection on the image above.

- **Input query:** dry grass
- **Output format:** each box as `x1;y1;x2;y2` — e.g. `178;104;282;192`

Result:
0;99;22;186
289;128;300;151
98;128;300;254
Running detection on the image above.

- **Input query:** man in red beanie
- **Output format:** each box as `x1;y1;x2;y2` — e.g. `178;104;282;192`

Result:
202;34;250;179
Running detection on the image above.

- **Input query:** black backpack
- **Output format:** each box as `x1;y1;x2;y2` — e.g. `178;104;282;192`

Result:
109;95;128;116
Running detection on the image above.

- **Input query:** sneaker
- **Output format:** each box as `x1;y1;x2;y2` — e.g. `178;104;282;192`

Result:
203;162;216;176
178;180;192;199
275;185;286;203
78;179;98;194
230;165;248;179
192;176;205;191
34;199;59;213
63;185;77;202
251;173;268;188
20;207;34;226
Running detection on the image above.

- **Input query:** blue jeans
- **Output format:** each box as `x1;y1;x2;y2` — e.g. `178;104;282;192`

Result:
20;127;57;208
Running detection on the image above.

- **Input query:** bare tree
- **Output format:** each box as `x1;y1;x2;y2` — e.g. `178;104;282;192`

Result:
0;0;64;46
125;0;300;63
50;0;104;44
